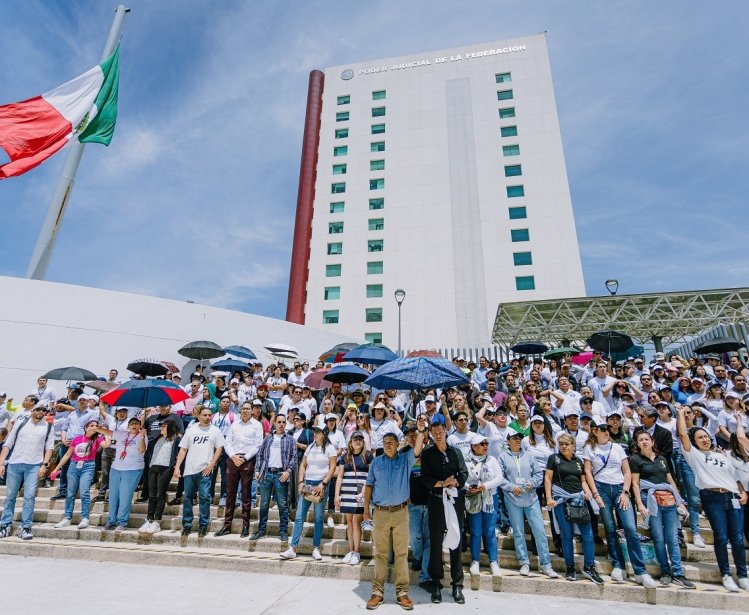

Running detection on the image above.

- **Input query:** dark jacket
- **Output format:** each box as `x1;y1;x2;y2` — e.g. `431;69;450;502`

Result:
420;443;468;496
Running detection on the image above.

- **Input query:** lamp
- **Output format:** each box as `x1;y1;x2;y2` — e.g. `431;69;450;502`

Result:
605;279;619;296
394;289;406;356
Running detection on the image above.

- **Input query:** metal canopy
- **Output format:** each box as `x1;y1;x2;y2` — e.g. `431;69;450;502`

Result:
492;288;749;348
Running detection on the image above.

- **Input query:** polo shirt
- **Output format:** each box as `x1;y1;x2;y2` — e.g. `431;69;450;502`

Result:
366;448;416;506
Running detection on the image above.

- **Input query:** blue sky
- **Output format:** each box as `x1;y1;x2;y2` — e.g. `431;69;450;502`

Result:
1;1;747;320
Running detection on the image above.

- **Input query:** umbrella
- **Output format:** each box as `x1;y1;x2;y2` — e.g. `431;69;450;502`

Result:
265;343;298;356
694;336;746;355
344;343;398;366
511;342;549;355
587;330;634;357
406;349;443;358
127;358;168;378
178;340;225;361
101;379;189;408
224;345;258;360
42;366;98;381
319;342;359;363
323;364;370;384
610;345;645;363
160;361;180;374
304;369;331;390
210;358;251;373
544;347;580;359
365;356;469;390
85;380;118;393
570;352;595;365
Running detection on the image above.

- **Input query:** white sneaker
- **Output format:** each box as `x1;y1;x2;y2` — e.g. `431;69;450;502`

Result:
611;567;625;583
138;520;151;533
350;552;360;565
519;563;530;576
149;521;161;534
469;561;480;575
327;516;335;528
77;518;89;529
738;577;749;592
541;565;558;579
723;575;740;593
279;547;297;560
311;547;322;561
115;525;126;532
341;551;353;564
54;518;71;529
693;534;707;549
634;573;658;589
490;561;502;577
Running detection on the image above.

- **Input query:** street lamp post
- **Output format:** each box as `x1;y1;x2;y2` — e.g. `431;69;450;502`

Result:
394;289;406;356
605;279;619;296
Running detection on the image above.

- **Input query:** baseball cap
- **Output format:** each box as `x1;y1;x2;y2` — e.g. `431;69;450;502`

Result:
642;405;659;417
580;412;593;420
430;414;446;427
424;395;436;402
324;413;337;421
580;396;594;405
564;410;579;418
725;391;740;400
506;427;524;439
351;431;366;439
257;384;269;390
655;401;670;408
530;415;545;424
470;433;489;446
705;353;720;360
251;399;263;406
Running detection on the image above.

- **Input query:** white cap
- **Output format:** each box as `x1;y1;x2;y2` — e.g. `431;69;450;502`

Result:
506;427;524;438
425;395;436;402
470;433;489;446
324;413;337;421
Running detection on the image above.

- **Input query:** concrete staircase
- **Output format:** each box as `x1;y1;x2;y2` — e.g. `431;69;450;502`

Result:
0;483;747;611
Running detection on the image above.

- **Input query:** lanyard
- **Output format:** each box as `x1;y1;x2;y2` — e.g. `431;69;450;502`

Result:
121;431;136;459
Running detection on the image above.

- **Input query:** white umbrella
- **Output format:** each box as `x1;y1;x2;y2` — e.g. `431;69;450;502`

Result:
264;343;298;356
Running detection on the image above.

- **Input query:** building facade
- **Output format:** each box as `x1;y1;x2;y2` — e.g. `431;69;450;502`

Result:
287;34;585;349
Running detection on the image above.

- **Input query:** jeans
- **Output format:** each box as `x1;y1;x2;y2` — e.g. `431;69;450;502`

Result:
595;481;647;575
258;469;290;534
467;506;499;563
182;472;212;529
408;503;431;582
554;504;596;568
648;500;683;577
494;490;511;530
290;479;327;548
64;460;96;520
147;465;172;520
107;468;142;526
700;489;747;578
210;452;228;500
673;453;701;535
0;463;41;528
505;497;551;567
56;443;70;495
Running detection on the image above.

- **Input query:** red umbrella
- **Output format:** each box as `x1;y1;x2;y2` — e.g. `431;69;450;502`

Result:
304;369;332;390
101;380;189;408
161;361;180;374
406;349;443;358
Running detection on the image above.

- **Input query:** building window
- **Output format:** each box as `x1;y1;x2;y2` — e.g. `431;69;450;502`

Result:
335;128;348;139
328;221;344;234
368;239;384;252
371;141;385;152
368;218;384;231
337;95;350;105
366;284;383;298
324;286;340;300
499;107;515;119
508;206;526;220
506;185;525;198
327;242;342;255
326;264;341;277
372;106;386;117
513;251;533;266
365;308;383;322
369;198;384;210
497;90;513;101
365;332;383;344
332;163;347;175
503;144;520;157
333;145;348;157
372;90;386;100
329;201;345;214
367;261;383;274
370;159;385;171
511;229;530;242
336;111;349;122
323;310;339;324
331;182;346;194
504;165;522;177
501;125;518;137
515;276;535;291
370;178;385;190
495;72;512;84
371;123;386;135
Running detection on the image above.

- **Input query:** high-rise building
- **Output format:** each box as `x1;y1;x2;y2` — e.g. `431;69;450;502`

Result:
287;34;585;350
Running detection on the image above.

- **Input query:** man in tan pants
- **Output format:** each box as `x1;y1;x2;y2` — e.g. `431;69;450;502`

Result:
363;429;426;610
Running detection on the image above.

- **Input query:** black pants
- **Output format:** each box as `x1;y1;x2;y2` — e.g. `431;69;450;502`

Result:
326;476;337;512
147;465;172;520
99;450;115;494
427;492;465;590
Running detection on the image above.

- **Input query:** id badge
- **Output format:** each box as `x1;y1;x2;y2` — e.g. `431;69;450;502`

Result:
120;451;127;460
76;461;84;469
731;497;741;510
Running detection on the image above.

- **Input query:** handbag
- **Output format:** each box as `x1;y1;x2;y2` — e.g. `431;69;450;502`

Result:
465;491;483;514
563;496;591;524
300;483;323;504
654;490;676;507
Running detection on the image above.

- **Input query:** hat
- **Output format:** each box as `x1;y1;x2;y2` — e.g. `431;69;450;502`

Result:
424;395;436;402
506;427;524;439
708;381;723;389
654;352;666;360
230;378;239;384
351;389;364;396
725;391;740;400
351;430;366;439
88;394;99;402
251;399;263;406
634;358;644;364
312;424;325;432
564;410;579;418
580;412;593;420
652;365;665;371
606;411;622;419
665;365;679;373
690;400;707;409
346;403;358;410
114;406;128;413
324;413;337;421
470;433;489;446
373;402;388;410
257;384;269;390
655;401;670;407
691;377;706;384
642;405;659;417
530;415;545;424
580;396;594;405
78;394;89;401
705;353;720;360
430;414;446;426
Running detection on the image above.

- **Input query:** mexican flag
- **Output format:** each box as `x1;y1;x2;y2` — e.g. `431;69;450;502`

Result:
0;47;119;179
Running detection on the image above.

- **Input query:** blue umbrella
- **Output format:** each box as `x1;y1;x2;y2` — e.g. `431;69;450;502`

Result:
211;358;251;373
224;345;258;360
365;357;469;390
101;379;189;408
323;364;370;385
343;343;398;365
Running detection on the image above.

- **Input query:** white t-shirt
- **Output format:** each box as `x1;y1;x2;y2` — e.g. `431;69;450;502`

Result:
447;430;477;459
4;418;54;465
727;449;749;491
268;434;283;468
526;438;555;469
682;446;740;492
588;376;616;404
581;442;627;485
111;428;147;471
479;422;508;460
179;425;225;476
303;443;336;481
327;429;347;453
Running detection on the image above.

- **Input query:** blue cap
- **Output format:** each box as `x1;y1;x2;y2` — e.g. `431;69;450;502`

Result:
430;414;446;427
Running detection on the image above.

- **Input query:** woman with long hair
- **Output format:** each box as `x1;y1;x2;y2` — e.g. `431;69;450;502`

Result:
334;433;373;565
468;434;504;577
535;396;561;433
527;415;561;553
718;392;747;449
340;403;359;441
727;421;749;545
354;412;374;453
140;420;180;534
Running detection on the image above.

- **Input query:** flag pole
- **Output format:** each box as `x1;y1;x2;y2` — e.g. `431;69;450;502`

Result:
26;5;130;280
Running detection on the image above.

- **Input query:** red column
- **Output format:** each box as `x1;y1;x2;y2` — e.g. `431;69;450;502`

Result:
286;70;324;324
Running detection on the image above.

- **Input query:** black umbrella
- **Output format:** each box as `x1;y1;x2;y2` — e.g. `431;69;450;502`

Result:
127;358;169;377
586;330;634;357
42;366;98;381
511;342;549;355
178;340;225;361
694;337;746;355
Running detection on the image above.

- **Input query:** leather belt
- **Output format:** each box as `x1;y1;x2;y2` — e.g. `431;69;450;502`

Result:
704;488;731;494
268;467;283;472
374;501;408;512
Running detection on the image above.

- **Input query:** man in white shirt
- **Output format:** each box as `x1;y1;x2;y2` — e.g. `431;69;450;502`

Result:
552;377;581;415
32;376;56;409
447;411;477;460
587;362;616;405
278;387;304;418
287;364;306;389
555;411;589;454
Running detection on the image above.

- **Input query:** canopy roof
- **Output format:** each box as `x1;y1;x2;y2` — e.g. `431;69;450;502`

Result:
492;288;749;348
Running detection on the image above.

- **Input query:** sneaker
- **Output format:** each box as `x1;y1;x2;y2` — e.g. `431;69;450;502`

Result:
327;516;335;528
115;525;126;532
738;577;749;592
565;565;577;582
77;518;89;529
469;561;480;575
54;518;71;529
660;575;672;586
168;496;182;506
693;534;707;549
104;522;117;530
490;561;502;577
19;528;33;541
280;546;297;560
342;551;353;564
50;492;67;501
181;528;191;537
634;573;658;589
541;565;558;579
610;567;625;583
722;575;740;592
249;531;265;541
672;575;695;589
350;552;360;566
137;521;151;533
0;525;9;539
311;547;322;561
198;526;207;538
149;522;161;534
218;497;226;507
582;566;604;585
361;520;373;531
519;563;530;576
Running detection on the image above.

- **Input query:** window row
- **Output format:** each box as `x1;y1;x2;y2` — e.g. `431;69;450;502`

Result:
328;198;384;214
326;261;383;277
327;218;384;237
335;125;385;139
337;91;386;105
336;108;386;121
324;284;392;300
334;142;385;157
331;178;385;193
321;308;384;325
331;160;386;174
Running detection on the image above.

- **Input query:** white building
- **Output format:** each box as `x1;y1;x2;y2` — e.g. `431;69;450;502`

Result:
287;34;585;350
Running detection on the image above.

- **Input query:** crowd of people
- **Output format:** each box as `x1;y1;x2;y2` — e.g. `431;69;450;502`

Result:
0;349;748;609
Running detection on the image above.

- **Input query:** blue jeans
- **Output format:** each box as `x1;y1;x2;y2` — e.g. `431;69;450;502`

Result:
290;479;327;548
57;443;69;495
467;506;499;563
494;490;511;530
554;503;596;568
107;468;142;526
210;452;228;500
64;460;95;519
258;469;290;533
595;481;647;575
700;490;747;578
648;500;683;577
183;472;212;529
505;497;550;567
1;463;41;528
674;453;701;535
408;503;431;582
